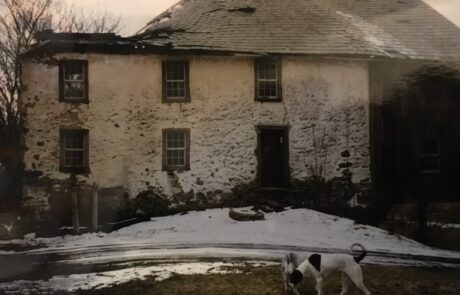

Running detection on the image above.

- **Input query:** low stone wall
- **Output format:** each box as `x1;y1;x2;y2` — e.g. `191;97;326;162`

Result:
382;202;460;251
21;180;128;236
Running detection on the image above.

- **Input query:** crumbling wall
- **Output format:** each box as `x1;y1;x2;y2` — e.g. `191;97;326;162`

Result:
21;54;370;213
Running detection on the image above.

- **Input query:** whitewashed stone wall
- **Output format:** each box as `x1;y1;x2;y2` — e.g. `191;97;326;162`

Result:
21;54;370;211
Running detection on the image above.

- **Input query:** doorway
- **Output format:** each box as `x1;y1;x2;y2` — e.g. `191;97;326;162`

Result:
257;126;289;188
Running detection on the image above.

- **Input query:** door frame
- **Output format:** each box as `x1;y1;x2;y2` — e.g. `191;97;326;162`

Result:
256;125;290;188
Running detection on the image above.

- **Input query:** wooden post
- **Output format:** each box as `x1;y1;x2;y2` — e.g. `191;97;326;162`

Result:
70;173;80;235
91;184;99;232
71;191;80;235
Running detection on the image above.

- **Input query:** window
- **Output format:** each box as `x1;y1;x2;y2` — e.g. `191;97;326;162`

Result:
255;59;282;101
60;129;89;173
162;61;190;102
59;60;88;102
419;139;440;173
163;129;190;171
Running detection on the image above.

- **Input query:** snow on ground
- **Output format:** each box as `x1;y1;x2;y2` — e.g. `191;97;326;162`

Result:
1;208;460;293
3;208;459;260
0;261;254;294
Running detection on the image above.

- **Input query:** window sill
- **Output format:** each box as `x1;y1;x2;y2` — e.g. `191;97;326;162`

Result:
163;166;190;172
255;98;282;102
59;98;89;104
162;98;191;103
59;166;90;174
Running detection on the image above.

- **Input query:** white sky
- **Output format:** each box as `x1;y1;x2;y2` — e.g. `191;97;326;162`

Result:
66;0;460;36
66;0;179;35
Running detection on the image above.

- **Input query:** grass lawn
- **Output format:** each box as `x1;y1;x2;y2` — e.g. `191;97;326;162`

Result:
72;264;460;295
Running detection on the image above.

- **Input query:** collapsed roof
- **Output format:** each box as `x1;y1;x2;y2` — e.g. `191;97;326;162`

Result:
135;0;460;60
23;0;460;61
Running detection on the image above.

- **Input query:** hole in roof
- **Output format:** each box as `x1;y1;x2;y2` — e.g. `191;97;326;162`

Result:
157;14;172;24
396;19;411;23
172;3;183;11
227;7;256;13
385;49;400;55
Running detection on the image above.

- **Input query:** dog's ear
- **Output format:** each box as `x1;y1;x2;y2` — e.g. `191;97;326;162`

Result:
290;270;303;285
308;254;321;272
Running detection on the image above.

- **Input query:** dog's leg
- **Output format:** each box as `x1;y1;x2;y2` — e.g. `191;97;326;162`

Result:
348;267;371;295
281;269;288;294
339;273;351;295
315;277;323;295
294;284;300;295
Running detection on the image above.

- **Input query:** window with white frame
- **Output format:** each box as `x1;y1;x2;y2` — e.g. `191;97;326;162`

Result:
255;59;281;101
60;129;89;172
59;60;88;102
162;61;190;102
163;129;190;170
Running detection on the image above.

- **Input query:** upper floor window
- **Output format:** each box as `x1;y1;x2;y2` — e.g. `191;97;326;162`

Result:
162;61;190;102
255;59;282;101
59;60;88;103
162;128;190;171
60;129;89;173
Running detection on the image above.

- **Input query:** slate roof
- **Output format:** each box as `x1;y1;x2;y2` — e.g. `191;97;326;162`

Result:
135;0;460;61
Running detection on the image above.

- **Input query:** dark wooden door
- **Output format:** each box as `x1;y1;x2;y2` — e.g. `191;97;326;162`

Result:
259;128;287;187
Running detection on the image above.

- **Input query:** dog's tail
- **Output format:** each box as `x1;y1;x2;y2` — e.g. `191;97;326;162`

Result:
351;243;367;263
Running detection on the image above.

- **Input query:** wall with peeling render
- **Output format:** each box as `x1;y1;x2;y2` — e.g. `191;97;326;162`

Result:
21;54;370;213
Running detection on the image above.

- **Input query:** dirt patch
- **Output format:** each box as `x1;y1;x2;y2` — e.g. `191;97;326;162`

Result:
71;264;460;295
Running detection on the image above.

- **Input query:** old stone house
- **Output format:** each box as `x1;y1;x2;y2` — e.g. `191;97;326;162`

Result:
20;0;460;233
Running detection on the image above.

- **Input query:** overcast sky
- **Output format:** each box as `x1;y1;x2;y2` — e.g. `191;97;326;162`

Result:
67;0;460;36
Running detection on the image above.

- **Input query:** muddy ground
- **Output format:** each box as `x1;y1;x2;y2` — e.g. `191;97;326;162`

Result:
68;264;460;295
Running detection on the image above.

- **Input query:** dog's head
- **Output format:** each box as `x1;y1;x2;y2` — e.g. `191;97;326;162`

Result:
290;270;303;285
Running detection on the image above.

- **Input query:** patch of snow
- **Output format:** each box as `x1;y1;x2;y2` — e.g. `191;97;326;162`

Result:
1;208;460;293
157;15;171;24
2;208;460;261
410;221;460;229
432;223;460;229
171;2;183;12
23;233;36;240
0;262;243;294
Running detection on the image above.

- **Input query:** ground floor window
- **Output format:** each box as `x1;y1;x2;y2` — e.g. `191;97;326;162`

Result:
59;129;89;173
162;129;190;171
419;139;440;174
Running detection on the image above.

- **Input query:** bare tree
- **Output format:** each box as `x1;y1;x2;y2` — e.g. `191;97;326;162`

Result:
50;2;121;33
0;0;120;211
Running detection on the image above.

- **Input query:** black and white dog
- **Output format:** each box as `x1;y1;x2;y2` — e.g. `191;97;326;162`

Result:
290;244;371;295
282;252;302;294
